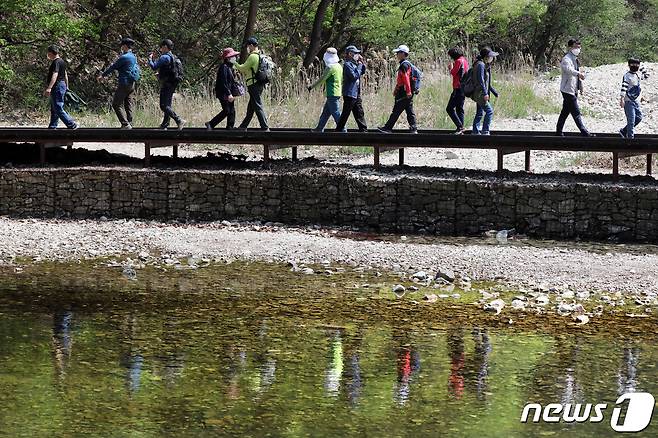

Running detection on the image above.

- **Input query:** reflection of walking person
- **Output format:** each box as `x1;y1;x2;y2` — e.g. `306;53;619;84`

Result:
394;345;420;406
324;330;343;396
447;328;465;399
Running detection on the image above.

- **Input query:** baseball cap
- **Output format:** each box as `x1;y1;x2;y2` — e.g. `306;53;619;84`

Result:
393;45;410;54
345;45;361;54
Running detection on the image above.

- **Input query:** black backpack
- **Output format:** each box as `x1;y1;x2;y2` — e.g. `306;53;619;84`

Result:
163;53;184;84
460;67;476;98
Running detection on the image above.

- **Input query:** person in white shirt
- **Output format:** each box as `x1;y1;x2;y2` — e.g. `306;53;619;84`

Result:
619;58;650;139
556;39;592;137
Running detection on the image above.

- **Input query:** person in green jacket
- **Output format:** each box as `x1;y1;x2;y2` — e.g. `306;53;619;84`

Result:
236;37;269;131
308;47;342;132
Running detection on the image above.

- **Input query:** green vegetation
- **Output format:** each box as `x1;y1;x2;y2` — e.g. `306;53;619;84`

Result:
1;0;656;110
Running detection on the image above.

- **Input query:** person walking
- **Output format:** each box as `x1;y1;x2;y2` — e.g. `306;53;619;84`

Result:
446;47;469;134
377;45;417;134
471;47;499;135
308;47;343;132
206;48;242;130
619;58;650;139
335;45;367;133
148;39;186;130
556;39;592;137
97;38;139;129
236;37;269;131
44;45;78;129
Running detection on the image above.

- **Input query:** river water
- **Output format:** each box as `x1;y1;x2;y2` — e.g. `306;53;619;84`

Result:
0;261;656;437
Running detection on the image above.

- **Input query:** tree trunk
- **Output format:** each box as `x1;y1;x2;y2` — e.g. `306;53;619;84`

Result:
303;0;332;68
241;0;258;63
230;0;238;37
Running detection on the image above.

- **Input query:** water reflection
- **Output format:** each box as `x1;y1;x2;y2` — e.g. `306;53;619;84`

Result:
3;310;657;437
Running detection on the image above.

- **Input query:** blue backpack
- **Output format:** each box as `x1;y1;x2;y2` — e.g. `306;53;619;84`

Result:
402;60;422;94
128;60;141;82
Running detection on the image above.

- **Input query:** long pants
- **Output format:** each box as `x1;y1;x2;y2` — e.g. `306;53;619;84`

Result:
159;82;181;128
621;100;642;139
446;88;465;129
112;82;135;126
48;81;76;129
336;95;367;131
473;101;494;135
315;96;341;131
383;96;416;130
239;83;268;129
208;99;236;129
556;91;588;134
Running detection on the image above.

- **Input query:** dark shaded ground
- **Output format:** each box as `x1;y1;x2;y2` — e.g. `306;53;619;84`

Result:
2;142;658;187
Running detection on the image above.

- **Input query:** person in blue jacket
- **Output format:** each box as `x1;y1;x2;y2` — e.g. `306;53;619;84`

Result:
335;46;368;132
471;47;499;135
97;38;139;129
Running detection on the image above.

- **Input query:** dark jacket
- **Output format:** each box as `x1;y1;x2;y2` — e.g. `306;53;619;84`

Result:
342;60;366;98
473;60;498;104
214;62;236;101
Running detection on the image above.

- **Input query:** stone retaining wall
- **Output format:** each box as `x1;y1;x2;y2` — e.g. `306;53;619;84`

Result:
1;167;657;241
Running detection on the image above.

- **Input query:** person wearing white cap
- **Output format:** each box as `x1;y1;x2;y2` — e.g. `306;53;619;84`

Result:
335;45;368;132
308;47;343;132
377;44;417;134
471;46;499;135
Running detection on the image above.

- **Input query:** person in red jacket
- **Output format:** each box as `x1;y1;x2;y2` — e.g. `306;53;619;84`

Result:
447;47;469;134
377;44;417;134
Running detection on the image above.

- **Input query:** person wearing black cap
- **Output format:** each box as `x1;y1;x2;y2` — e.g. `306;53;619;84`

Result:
148;39;186;130
335;45;368;133
97;38;139;129
471;47;499;135
236;37;269;131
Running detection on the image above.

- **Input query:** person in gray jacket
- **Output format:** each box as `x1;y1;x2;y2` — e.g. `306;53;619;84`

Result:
556;39;593;137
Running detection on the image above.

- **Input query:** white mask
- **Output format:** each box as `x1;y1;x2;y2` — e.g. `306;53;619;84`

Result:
571;48;581;56
228;56;237;64
485;56;494;64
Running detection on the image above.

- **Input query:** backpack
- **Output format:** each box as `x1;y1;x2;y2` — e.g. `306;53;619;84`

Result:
461;67;476;98
128;60;141;82
163;53;184;84
253;53;275;84
402;60;422;94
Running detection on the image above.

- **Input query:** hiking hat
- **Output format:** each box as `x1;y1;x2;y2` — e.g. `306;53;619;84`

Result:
323;47;340;65
120;38;135;48
246;37;258;46
393;45;410;54
222;47;240;59
479;47;500;58
345;45;361;54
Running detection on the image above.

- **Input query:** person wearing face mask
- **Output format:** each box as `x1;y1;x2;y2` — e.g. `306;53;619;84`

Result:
619;58;650;139
97;38;139;129
206;48;242;130
308;47;343;132
556;39;592;137
471;47;499;135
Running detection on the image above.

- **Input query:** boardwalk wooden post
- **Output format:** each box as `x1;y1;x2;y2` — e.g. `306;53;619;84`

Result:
374;146;380;169
399;148;404;166
173;144;179;159
525;150;531;172
497;149;504;172
292;146;298;161
39;143;46;165
612;152;619;177
263;144;270;162
144;142;151;167
647;154;652;175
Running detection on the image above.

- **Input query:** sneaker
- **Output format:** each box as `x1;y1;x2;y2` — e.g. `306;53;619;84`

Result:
409;128;418;134
69;123;79;130
205;122;213;131
176;119;186;130
482;131;491;136
454;128;464;135
376;127;392;133
159;126;168;131
121;124;133;130
336;128;348;133
236;127;247;132
310;128;323;133
582;132;596;137
556;132;565;137
262;127;270;132
359;128;368;133
619;129;626;138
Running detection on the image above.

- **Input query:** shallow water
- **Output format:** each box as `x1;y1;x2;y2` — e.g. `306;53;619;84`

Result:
0;261;656;437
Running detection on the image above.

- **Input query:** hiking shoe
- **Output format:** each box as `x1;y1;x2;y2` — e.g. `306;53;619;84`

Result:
619;129;626;138
376;127;392;133
176;119;186;130
121;124;133;130
205;122;213;131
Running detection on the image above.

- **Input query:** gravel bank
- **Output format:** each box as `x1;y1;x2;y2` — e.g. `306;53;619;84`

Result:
2;218;657;294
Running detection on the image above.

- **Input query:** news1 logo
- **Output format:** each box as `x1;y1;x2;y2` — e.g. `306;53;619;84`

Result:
520;392;655;432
